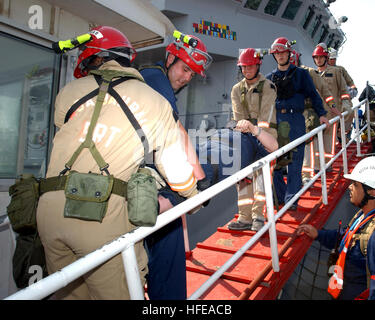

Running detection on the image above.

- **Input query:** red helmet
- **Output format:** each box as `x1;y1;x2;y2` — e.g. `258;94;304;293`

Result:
290;49;301;66
312;43;328;57
166;34;212;77
237;48;262;66
74;26;136;78
270;37;292;54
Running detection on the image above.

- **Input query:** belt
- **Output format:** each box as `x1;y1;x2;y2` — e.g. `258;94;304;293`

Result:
39;175;127;198
278;108;303;114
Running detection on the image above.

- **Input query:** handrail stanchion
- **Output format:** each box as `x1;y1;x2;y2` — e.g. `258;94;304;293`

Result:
317;130;328;205
354;107;361;157
365;83;371;143
339;115;348;175
121;244;145;300
262;162;279;272
181;214;190;254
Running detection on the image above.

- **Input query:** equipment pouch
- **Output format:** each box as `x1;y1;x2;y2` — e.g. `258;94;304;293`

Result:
127;167;158;227
64;171;113;222
275;121;292;169
7;174;40;233
277;121;290;147
304;108;320;133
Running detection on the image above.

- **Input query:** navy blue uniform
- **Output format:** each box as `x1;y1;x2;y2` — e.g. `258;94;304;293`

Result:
141;62;274;300
266;64;326;205
317;210;375;299
197;129;268;184
140;61;179;117
140;62;186;300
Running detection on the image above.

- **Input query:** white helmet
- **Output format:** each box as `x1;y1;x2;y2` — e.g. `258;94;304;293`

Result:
328;48;338;59
344;156;375;189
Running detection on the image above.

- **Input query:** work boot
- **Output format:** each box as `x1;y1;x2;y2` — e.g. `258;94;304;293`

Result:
228;220;252;231
251;219;264;232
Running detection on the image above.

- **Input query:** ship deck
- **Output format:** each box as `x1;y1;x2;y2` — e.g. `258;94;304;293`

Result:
185;142;373;300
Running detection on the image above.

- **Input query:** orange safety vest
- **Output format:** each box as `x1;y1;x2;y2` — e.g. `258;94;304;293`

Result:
328;210;375;299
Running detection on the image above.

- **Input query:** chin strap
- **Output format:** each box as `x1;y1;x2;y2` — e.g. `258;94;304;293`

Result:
245;65;260;81
272;52;291;67
359;184;375;208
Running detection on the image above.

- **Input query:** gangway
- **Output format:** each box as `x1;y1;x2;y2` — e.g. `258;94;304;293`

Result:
185;141;372;300
3;94;373;300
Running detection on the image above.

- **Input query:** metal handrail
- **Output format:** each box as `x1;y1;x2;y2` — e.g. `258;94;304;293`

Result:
4;97;371;300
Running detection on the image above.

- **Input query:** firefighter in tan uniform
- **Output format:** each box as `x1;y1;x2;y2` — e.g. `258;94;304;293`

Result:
328;48;358;97
228;48;277;232
36;26;198;300
288;50;340;183
328;48;358;135
312;43;351;168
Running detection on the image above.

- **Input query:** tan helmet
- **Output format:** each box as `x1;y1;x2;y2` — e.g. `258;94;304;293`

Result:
328;47;338;59
344;156;375;189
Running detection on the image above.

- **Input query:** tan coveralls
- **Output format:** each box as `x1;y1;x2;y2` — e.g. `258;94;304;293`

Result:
231;74;277;224
317;65;351;165
301;66;335;180
336;64;356;131
336;65;356;89
37;61;198;299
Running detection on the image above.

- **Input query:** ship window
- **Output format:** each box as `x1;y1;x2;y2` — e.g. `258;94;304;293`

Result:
264;0;284;16
282;0;302;20
318;25;329;43
309;14;322;38
0;32;60;179
301;6;315;30
244;0;262;10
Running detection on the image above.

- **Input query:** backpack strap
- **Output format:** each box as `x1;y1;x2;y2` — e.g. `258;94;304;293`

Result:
107;84;154;165
64;70;144;123
62;73;111;175
239;80;248;112
91;71;153;165
138;64;166;76
64;77;129;123
242;79;277;130
256;80;265;112
61;69;145;175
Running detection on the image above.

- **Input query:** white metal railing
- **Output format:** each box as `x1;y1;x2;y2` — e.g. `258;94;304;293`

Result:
4;96;372;300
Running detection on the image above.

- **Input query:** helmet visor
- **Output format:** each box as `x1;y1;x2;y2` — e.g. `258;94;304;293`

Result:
271;43;289;53
175;41;213;72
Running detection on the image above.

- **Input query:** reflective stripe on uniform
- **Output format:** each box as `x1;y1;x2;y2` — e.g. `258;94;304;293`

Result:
169;172;196;192
341;94;351;100
325;96;334;103
254;194;266;201
258;121;270;128
238;198;254;206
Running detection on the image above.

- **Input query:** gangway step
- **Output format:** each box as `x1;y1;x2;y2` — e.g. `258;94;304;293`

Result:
186;142;373;300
